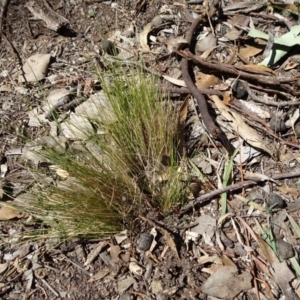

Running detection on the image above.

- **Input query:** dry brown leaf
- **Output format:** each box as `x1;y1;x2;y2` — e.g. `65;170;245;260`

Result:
256;236;279;266
84;241;108;266
140;23;152;52
110;244;121;264
0;263;8;275
195;72;219;89
284;61;299;70
200;46;218;59
209;95;272;155
166;37;187;53
220;255;236;267
48;165;69;179
277;186;298;199
271;2;299;14
222;91;232;104
162;75;186;87
198;255;223;265
139;215;179;259
239;45;263;59
19;54;51;83
179;98;189;126
0;203;27;220
244;64;275;74
239;100;271;119
224;29;240;41
273;261;296;299
202;266;252;298
88;268;110;282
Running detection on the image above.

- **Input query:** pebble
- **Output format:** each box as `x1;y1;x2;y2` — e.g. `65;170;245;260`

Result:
267;193;286;209
232;80;248;99
151;16;163;27
269;115;286;133
276;239;294;260
195;33;217;53
137;233;153;251
101;40;118;55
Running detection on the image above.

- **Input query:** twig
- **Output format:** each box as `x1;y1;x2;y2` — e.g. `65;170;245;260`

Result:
183;51;300;96
2;34;26;82
166;87;223;96
62;254;92;276
245;83;300;107
179;171;300;216
25;0;69;32
180;1;234;154
0;0;9;42
41;279;59;297
179;180;257;216
228;102;300;150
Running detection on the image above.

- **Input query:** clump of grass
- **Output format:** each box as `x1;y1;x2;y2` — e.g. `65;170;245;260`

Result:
33;62;188;236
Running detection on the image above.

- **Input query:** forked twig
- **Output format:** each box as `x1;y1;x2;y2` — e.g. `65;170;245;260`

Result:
180;2;234;154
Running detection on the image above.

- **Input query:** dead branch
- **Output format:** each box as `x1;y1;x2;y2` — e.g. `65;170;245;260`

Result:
179;171;300;216
0;0;9;42
183;51;300;96
180;1;234;154
25;1;69;32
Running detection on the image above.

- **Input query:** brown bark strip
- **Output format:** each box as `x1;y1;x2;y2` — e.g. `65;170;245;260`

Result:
184;51;300;96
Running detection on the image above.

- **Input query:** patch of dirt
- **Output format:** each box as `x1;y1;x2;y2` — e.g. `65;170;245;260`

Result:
2;0;300;299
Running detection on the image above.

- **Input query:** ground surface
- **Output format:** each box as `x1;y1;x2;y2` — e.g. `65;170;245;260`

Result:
2;0;300;299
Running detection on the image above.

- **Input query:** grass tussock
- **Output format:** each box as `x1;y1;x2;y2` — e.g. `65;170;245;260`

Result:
35;63;188;235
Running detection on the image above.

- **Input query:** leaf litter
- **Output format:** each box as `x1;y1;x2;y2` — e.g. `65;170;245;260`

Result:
2;0;300;299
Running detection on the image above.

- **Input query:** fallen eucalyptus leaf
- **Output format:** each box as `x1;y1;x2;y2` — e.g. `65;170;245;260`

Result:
248;25;300;66
140;23;152;52
162;75;186;87
0;203;27;220
210;95;272;155
202;266;252;298
19;54;51;83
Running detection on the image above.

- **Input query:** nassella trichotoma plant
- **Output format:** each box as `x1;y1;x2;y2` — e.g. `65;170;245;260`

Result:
34;62;188;237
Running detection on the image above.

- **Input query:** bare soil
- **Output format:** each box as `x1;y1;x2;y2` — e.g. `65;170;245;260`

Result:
2;0;300;299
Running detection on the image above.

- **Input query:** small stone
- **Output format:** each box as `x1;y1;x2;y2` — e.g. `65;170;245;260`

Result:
101;40;118;55
294;123;300;137
195;33;217;53
117;277;136;294
267;193;286;209
269;115;286;133
119;293;134;300
137;233;153;251
151;16;163;27
232;80;248;99
276;239;294;260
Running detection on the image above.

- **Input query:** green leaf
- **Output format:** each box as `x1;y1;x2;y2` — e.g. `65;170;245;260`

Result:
248;25;300;66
